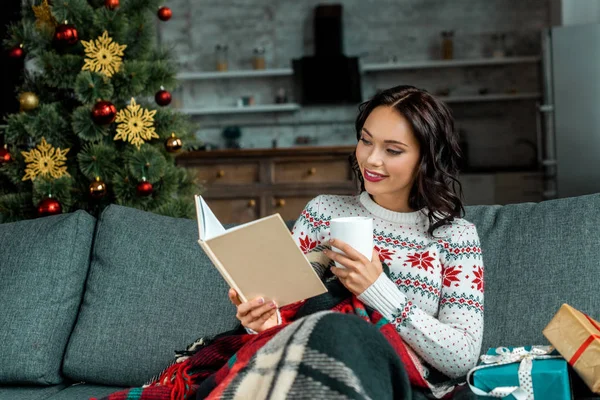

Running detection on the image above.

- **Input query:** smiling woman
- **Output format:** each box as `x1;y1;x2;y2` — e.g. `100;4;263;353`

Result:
224;85;484;400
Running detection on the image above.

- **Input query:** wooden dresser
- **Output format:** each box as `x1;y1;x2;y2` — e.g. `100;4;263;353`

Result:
176;146;358;224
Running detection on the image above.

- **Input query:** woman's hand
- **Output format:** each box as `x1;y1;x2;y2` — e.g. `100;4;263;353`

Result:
324;239;382;296
228;288;279;333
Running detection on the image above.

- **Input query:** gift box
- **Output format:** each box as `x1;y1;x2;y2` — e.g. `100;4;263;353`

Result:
543;303;600;395
467;346;571;400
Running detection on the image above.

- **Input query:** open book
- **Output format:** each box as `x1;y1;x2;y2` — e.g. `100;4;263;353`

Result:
194;195;327;307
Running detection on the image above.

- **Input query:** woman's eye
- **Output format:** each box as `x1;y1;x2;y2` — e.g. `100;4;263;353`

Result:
387;149;403;155
360;137;372;145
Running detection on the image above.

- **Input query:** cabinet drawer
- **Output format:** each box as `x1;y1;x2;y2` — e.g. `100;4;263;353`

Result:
204;198;259;224
273;160;352;183
269;196;315;222
190;163;259;185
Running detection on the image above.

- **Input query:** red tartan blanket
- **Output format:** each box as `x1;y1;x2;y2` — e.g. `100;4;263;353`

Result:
94;295;431;400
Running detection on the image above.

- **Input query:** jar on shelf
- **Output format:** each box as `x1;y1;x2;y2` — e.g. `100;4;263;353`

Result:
492;33;506;58
252;46;266;70
215;44;229;72
441;31;454;60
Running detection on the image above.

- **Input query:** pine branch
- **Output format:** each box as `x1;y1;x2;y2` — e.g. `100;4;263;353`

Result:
5;113;32;145
111;60;151;99
28;103;72;148
91;7;129;44
152;198;195;220
40;52;85;89
121;0;162;14
126;144;167;182
74;71;114;104
154;108;197;140
32;175;75;211
0;193;35;223
72;105;110;142
77;142;119;180
51;0;96;36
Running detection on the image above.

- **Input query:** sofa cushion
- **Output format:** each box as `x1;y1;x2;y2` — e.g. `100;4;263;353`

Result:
464;193;600;352
62;205;239;387
45;383;126;399
0;211;96;385
0;384;67;400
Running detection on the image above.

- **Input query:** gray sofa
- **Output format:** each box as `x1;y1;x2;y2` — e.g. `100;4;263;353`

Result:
1;194;599;400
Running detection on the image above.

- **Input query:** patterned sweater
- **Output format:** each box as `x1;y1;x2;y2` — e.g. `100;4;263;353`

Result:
290;192;484;388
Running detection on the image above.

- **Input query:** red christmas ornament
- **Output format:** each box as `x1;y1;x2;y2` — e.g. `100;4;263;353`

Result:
105;0;119;10
53;24;79;46
37;197;62;217
0;145;11;163
155;88;171;106
157;6;172;21
91;100;117;125
136;178;153;196
8;45;24;59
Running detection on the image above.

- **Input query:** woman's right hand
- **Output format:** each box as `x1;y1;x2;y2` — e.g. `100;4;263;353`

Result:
228;288;279;333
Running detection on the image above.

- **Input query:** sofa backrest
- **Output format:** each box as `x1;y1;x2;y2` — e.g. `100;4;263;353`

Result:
464;193;600;352
62;205;239;387
0;211;96;385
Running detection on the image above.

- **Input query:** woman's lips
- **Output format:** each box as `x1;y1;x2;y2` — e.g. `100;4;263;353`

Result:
364;169;387;182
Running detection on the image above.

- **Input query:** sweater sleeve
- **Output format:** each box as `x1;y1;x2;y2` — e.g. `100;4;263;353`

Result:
290;195;331;279
358;223;484;379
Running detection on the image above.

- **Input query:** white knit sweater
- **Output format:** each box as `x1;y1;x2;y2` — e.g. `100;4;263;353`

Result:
290;192;484;392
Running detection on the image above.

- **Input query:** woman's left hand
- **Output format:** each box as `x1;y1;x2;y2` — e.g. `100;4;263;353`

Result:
324;238;382;296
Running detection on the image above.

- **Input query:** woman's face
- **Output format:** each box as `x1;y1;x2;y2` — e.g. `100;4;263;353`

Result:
355;106;421;212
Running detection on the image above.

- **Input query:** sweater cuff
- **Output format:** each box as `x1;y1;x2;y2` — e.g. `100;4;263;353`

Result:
358;273;407;320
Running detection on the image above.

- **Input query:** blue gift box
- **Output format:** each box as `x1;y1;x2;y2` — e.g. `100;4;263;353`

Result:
471;346;571;400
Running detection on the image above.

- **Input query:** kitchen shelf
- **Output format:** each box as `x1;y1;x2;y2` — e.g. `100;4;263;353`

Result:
361;56;541;72
439;92;541;103
180;103;300;115
176;68;293;80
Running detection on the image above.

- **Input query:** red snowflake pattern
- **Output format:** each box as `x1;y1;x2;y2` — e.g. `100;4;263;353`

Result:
405;251;435;271
374;245;395;263
299;235;317;254
442;265;462;287
472;265;484;292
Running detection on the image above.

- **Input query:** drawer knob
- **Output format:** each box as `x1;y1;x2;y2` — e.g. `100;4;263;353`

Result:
307;167;317;175
276;199;286;207
247;199;256;207
216;170;225;178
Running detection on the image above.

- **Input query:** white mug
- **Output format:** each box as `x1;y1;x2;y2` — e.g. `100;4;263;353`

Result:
329;217;373;269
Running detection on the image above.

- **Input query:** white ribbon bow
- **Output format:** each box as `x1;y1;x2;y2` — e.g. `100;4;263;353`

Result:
466;345;561;400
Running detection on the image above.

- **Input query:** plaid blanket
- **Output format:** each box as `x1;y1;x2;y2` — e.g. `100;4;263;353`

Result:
94;281;444;400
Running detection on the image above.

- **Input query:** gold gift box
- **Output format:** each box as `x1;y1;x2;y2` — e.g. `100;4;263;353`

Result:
543;303;600;394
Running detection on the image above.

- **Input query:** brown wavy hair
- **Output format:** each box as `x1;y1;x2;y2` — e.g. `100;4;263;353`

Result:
350;85;464;235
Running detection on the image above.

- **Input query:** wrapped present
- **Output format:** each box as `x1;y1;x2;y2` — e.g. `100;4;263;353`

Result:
467;345;571;400
543;303;600;395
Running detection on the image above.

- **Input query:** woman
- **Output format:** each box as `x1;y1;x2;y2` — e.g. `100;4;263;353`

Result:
229;85;484;399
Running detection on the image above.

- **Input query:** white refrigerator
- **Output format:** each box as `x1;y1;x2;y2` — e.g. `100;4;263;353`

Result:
540;23;600;199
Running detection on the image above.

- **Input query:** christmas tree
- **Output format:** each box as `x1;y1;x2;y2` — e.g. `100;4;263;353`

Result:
0;0;198;223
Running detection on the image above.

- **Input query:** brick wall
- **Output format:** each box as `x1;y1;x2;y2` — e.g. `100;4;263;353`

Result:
159;0;549;168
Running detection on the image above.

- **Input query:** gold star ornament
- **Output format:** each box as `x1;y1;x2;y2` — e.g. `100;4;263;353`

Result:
21;137;70;181
114;98;159;149
32;0;57;30
81;31;127;78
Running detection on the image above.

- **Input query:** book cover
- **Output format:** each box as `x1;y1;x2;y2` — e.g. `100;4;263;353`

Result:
195;195;327;307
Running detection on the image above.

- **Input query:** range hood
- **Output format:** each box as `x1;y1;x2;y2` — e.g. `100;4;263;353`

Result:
292;4;362;105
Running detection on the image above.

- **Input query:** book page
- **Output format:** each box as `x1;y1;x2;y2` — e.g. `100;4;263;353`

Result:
194;195;226;240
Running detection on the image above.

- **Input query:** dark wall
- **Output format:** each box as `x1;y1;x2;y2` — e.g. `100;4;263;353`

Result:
1;1;24;124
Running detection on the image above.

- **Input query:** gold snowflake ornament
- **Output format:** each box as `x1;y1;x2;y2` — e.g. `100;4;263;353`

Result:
114;98;159;149
81;31;127;78
21;137;70;181
32;0;57;30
